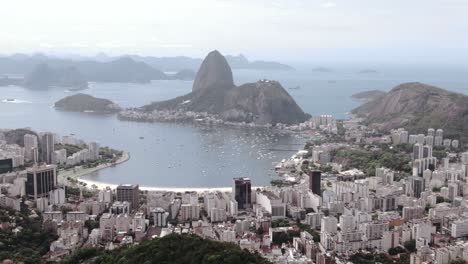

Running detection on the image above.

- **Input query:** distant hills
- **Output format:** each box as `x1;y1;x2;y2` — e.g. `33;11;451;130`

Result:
129;53;293;71
0;56;172;88
24;64;88;89
140;50;308;125
0;53;293;89
352;82;468;144
0;53;292;89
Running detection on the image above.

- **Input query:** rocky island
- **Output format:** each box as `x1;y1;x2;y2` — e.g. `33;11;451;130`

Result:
351;89;386;101
357;69;379;74
54;93;121;113
352;82;468;144
170;69;197;80
119;50;309;126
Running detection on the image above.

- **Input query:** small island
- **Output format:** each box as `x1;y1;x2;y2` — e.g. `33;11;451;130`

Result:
357;69;379;74
171;69;196;80
311;67;332;73
351;90;386;101
54;93;121;113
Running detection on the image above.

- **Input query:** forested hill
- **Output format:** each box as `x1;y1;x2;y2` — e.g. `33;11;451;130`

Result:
60;234;271;264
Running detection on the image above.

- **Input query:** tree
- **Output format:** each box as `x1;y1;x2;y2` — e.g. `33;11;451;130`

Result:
449;260;468;264
61;234;271;264
271;219;290;228
436;196;445;203
256;227;264;236
404;239;416;252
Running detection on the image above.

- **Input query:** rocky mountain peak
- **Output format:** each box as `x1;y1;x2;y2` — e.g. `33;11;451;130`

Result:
192;50;234;92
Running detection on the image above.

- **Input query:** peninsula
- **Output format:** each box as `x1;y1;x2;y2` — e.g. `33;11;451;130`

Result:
352;82;468;144
119;50;309;126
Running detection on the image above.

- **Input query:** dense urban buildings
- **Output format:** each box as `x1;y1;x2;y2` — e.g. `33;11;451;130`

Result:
1;123;468;263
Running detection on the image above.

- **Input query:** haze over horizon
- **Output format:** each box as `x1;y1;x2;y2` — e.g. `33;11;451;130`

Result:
2;0;468;64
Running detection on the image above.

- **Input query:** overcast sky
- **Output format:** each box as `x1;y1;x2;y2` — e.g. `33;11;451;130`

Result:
1;0;468;63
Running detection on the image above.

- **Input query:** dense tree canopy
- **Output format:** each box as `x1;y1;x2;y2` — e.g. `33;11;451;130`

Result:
0;207;58;264
60;234;271;264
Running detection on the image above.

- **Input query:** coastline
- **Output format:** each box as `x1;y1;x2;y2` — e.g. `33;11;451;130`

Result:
58;151;130;184
77;178;260;193
66;150;264;193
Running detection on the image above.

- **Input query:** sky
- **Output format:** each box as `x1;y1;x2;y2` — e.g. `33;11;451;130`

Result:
1;0;468;63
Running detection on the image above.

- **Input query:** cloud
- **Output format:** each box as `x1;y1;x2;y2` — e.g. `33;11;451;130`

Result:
321;1;336;8
156;44;192;48
39;43;56;48
95;42;136;48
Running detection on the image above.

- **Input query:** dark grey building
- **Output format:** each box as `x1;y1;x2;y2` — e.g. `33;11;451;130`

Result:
309;170;322;196
0;158;13;174
233;177;251;210
26;165;57;200
116;184;140;210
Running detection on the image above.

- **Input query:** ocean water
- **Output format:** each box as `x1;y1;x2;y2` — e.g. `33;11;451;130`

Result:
0;64;467;188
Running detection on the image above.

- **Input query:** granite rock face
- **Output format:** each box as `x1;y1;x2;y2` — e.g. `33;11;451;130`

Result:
141;50;308;125
222;80;308;125
192;50;234;92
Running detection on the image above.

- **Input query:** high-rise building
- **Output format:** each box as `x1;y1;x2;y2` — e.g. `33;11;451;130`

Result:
0;158;13;174
116;184;140;210
233;177;251;210
413;143;423;160
409;176;424;198
427;128;435;137
152;207;169;227
26;165;57;200
436;129;444;138
424;136;434;146
24;134;38;161
434;136;443;147
40;133;54;164
462;152;468;178
423;145;432;158
309;170;322;196
88;142;100;161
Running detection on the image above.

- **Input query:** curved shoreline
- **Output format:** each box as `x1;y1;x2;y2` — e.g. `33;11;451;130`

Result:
59;151;130;184
72;150;265;193
77;178;255;193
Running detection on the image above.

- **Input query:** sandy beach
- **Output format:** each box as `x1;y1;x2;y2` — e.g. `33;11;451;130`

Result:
77;178;239;193
58;151;130;184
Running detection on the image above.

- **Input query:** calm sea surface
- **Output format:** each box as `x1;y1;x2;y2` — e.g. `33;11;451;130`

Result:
1;64;467;187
